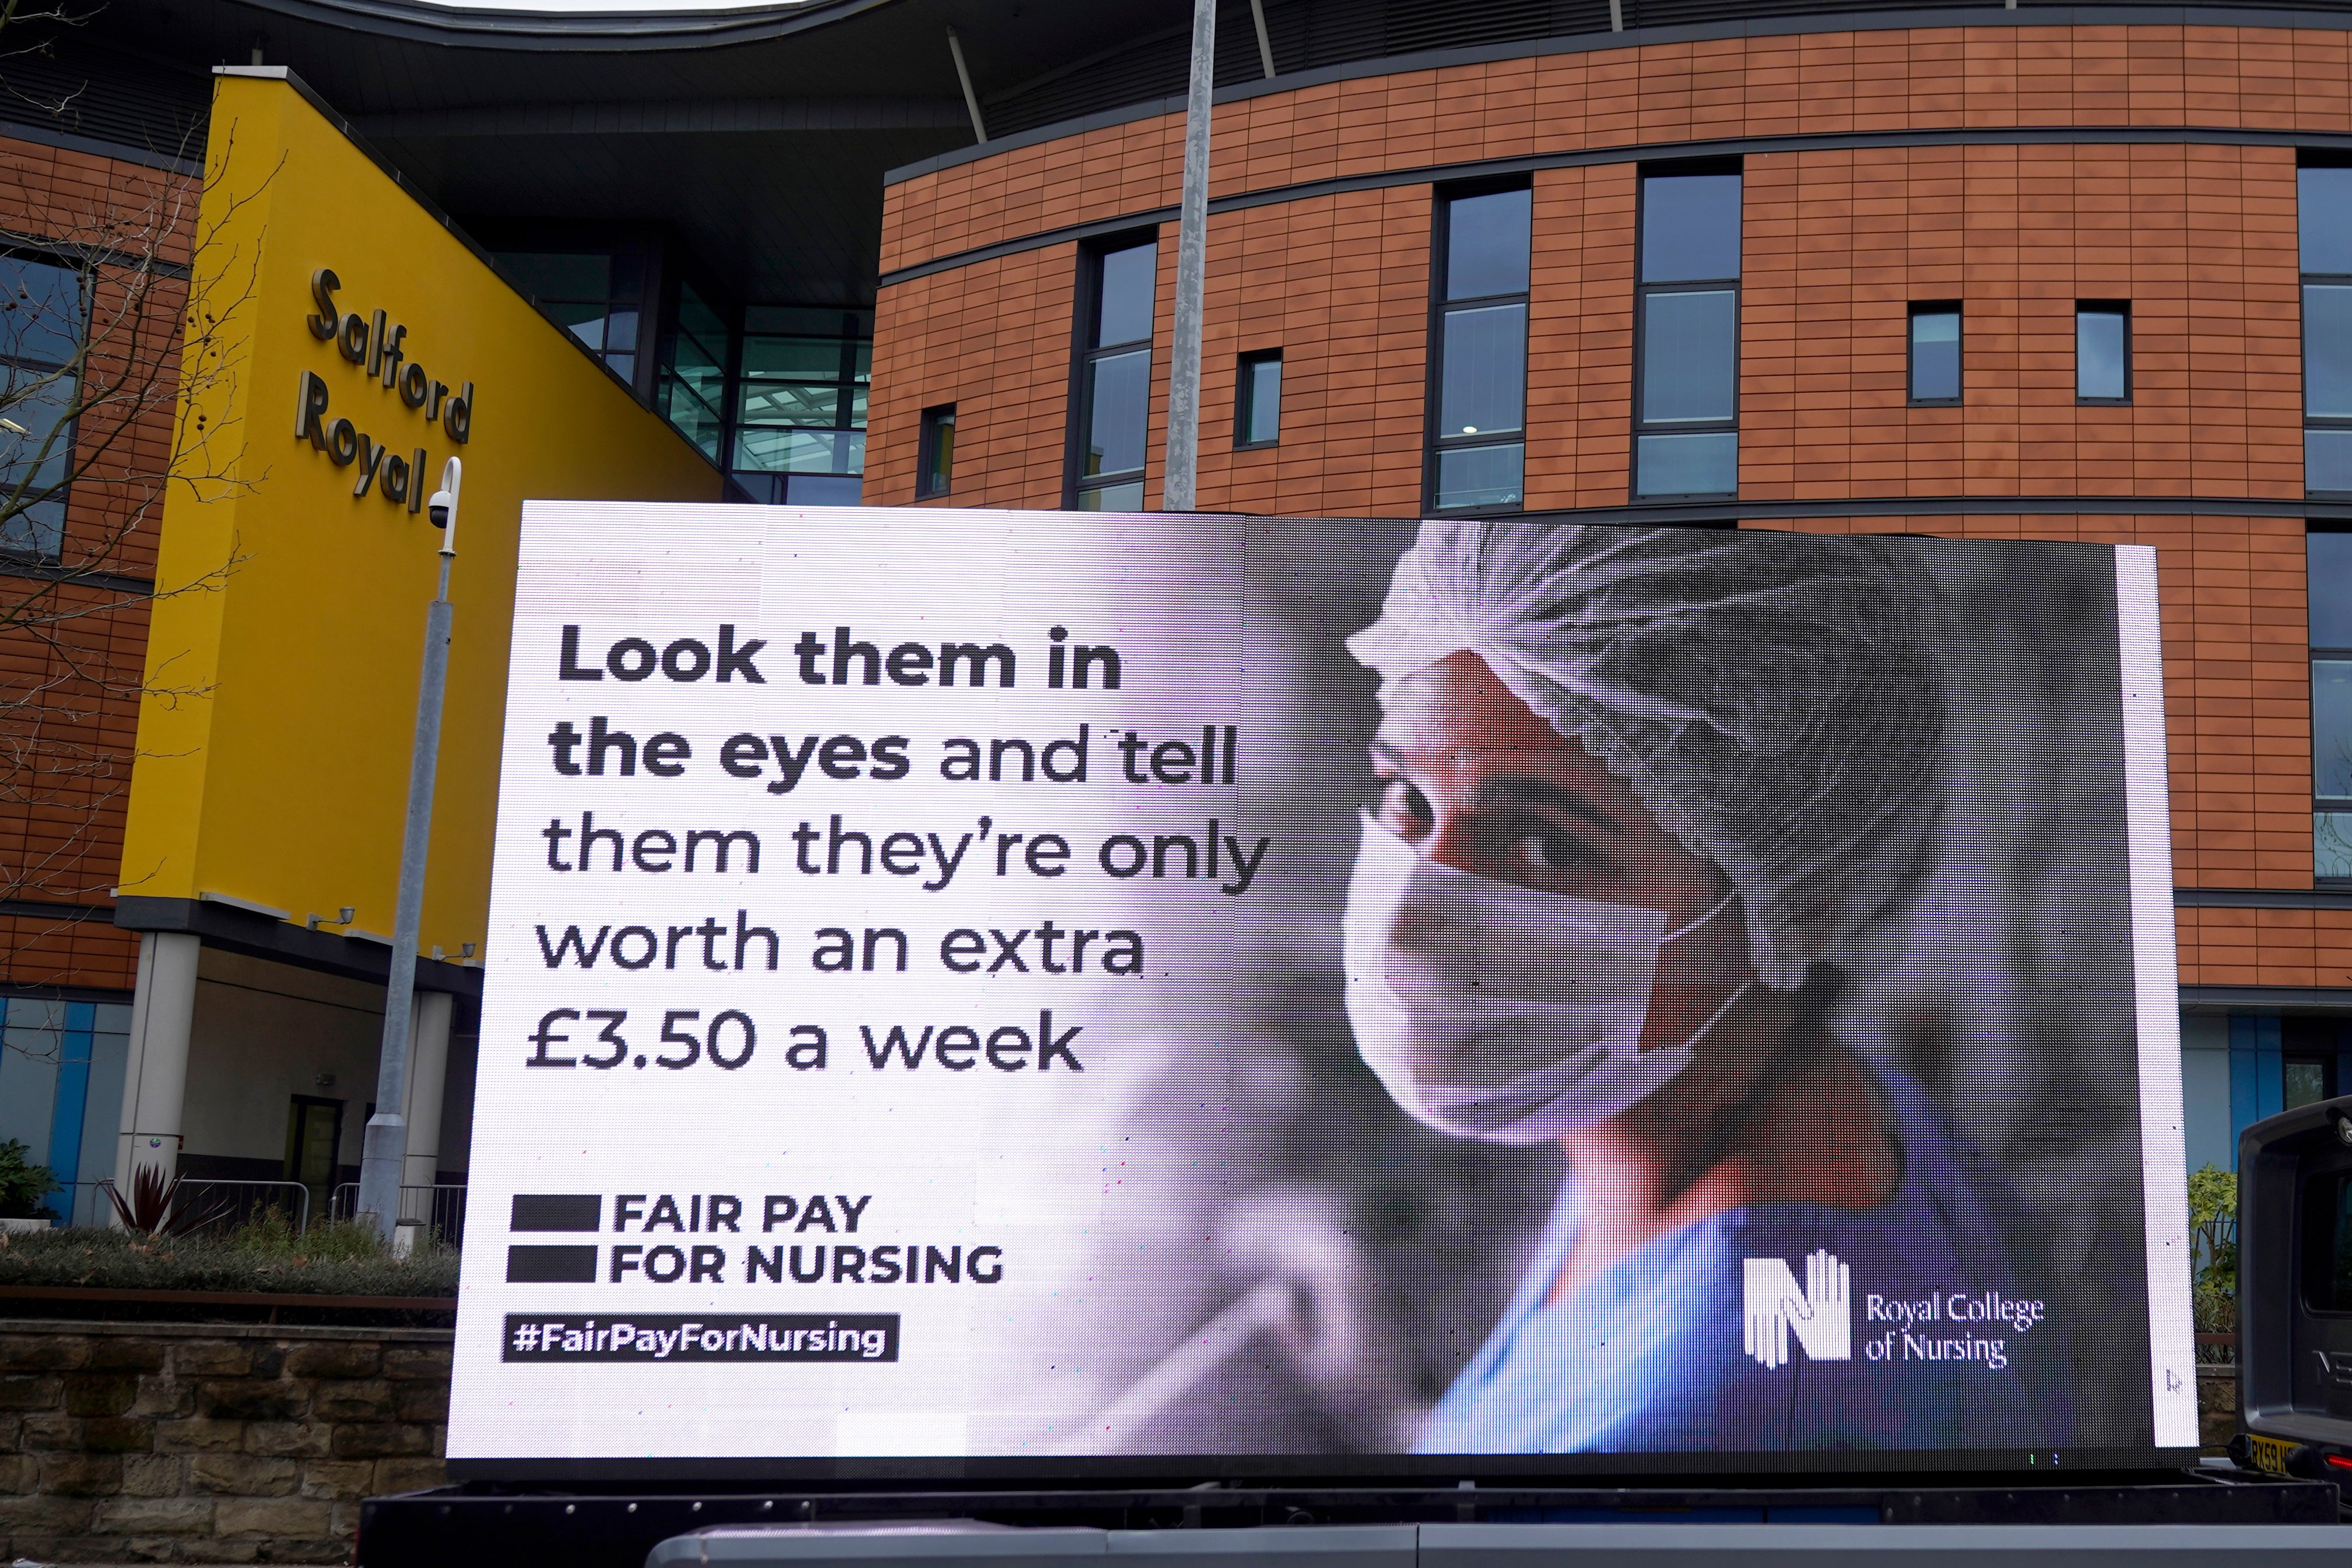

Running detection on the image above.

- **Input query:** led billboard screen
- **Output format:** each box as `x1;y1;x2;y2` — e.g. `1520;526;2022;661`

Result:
445;509;2195;1478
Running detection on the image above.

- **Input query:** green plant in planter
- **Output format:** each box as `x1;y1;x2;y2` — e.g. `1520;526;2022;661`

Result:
2188;1163;2238;1296
0;1139;62;1219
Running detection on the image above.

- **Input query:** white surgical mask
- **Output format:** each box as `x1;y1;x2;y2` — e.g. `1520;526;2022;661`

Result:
1342;813;1747;1143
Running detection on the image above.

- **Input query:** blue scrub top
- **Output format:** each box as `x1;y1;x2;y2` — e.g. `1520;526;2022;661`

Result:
1414;1061;2073;1455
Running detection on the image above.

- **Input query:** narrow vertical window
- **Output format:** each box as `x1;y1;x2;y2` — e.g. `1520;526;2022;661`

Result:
1909;303;1961;405
1071;237;1157;511
2313;527;2352;881
1428;185;1529;511
917;404;956;498
1236;350;1282;448
731;307;870;504
2075;301;2130;403
2302;163;2352;495
1635;169;1741;500
656;280;731;465
0;251;84;560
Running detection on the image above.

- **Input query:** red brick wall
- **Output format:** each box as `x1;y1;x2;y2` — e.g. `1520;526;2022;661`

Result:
0;133;192;992
880;24;2343;278
1739;143;2303;502
871;31;2334;521
871;27;2351;989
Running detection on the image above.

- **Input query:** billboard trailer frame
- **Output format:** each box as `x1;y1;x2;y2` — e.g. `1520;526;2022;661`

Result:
356;1471;2333;1567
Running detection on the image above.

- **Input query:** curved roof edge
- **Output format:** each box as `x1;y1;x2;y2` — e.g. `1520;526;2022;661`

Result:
224;0;897;50
885;0;2352;186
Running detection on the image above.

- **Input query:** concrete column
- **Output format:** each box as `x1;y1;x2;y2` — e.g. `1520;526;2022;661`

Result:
399;989;452;1204
115;931;201;1198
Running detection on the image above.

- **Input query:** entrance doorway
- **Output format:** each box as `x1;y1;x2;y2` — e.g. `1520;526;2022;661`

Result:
283;1095;343;1224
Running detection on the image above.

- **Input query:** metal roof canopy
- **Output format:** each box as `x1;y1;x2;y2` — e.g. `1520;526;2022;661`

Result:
83;0;1203;305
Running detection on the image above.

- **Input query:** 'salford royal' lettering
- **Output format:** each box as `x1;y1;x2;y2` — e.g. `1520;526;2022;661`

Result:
296;267;475;509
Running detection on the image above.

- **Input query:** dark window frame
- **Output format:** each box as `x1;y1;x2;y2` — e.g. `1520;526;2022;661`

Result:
0;244;88;563
2302;157;2352;500
486;235;664;401
2074;299;2133;406
2315;523;2352;884
1907;301;1963;406
917;403;957;498
1424;177;1533;515
1065;231;1160;511
1631;161;1743;503
1235;349;1282;449
655;274;736;467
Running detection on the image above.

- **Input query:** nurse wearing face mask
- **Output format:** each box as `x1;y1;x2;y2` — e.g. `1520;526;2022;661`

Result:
1344;521;2066;1456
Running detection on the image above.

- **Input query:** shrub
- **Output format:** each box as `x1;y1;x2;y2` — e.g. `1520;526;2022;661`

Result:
2188;1163;2238;1295
0;1139;61;1218
0;1221;457;1302
227;1208;387;1261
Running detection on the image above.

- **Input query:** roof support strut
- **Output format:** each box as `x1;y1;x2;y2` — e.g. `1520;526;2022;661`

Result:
1249;0;1276;77
946;26;987;143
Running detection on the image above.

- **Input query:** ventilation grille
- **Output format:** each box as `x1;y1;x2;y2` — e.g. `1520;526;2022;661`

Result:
0;34;208;164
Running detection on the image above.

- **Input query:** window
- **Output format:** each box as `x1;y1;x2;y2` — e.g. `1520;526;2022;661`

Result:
1909;303;1961;405
1236;350;1282;448
1428;186;1530;511
1072;238;1157;511
2315;528;2352;881
0;251;84;560
918;404;956;498
1635;170;1742;500
2287;1054;2336;1110
732;307;870;505
2303;164;2352;494
657;281;731;463
495;248;648;386
2076;301;2130;403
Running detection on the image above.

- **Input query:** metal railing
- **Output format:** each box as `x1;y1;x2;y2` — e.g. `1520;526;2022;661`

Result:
329;1182;468;1243
177;1179;313;1236
37;1177;313;1235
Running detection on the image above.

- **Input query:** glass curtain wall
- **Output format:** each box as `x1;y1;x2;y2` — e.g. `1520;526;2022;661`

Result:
1634;170;1742;500
2304;163;2352;495
0;251;84;559
2315;528;2352;881
731;307;871;505
657;282;732;464
1072;237;1157;511
1428;186;1530;511
494;248;650;386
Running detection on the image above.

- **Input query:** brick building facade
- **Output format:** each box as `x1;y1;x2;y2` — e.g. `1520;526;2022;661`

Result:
0;128;187;995
866;21;2352;1166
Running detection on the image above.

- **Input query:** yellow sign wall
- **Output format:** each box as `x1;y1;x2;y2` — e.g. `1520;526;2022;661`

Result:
122;69;724;957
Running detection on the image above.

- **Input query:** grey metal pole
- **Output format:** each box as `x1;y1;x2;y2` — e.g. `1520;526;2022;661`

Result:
1162;0;1215;512
356;457;459;1241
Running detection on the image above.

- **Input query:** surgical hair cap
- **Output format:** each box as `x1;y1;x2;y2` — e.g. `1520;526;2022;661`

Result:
1348;522;1946;990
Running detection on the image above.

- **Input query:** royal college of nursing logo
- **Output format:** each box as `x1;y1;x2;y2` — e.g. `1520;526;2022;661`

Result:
1743;1249;1852;1369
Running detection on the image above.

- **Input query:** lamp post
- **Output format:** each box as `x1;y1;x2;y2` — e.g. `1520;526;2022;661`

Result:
356;456;460;1244
1162;0;1214;511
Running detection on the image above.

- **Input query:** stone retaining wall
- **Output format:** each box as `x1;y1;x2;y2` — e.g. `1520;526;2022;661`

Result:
0;1317;451;1564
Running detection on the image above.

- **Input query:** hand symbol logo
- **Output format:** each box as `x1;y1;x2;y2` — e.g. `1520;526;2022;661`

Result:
1743;1249;1853;1369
